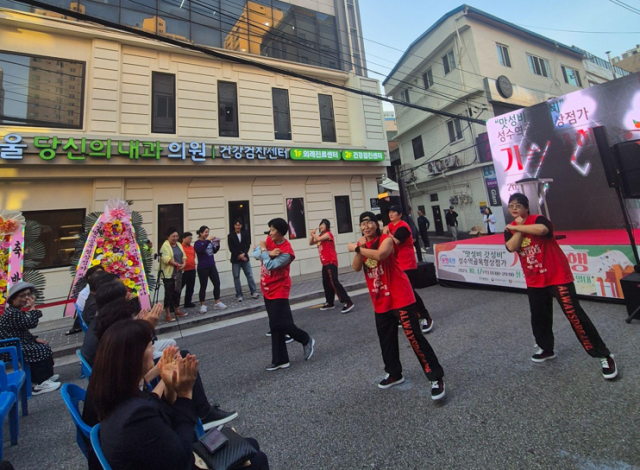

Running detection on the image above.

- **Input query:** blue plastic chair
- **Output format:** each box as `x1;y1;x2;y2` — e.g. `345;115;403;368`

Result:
0;338;32;399
0;391;18;459
77;308;89;334
195;419;205;438
77;350;92;379
60;384;92;459
0;347;28;417
90;424;112;470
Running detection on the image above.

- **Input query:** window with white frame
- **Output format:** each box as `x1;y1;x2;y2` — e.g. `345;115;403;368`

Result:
442;50;456;75
447;119;463;143
423;68;434;90
496;44;511;67
561;65;582;87
527;54;551;78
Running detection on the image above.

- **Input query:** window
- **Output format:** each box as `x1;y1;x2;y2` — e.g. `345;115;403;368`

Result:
272;88;292;140
334;196;353;234
286;198;306;240
218;81;239;138
447;119;463;143
412;136;425;160
422;68;433;90
527;54;551;78
442;50;455;75
0;51;84;128
22;209;85;269
496;44;511;67
430;193;439;202
157;204;184;250
318;94;337;142
401;89;410;103
561;65;582;87
151;72;176;134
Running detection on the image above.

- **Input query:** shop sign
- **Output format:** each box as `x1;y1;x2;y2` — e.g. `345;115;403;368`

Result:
289;148;340;161
342;150;385;161
219;145;287;159
483;165;502;207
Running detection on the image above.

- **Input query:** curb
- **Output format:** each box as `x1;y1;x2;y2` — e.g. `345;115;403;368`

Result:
52;280;367;359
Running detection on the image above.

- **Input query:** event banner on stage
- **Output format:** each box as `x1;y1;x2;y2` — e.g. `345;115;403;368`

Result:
435;242;636;300
486;72;640;231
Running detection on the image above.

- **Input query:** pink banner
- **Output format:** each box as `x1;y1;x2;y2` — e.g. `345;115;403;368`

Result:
7;227;25;288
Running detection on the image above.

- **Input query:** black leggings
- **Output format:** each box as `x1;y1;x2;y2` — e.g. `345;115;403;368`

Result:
163;278;180;313
198;267;221;302
30;356;54;385
321;264;351;305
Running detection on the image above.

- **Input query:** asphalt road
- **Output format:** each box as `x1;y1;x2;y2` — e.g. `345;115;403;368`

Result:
4;285;640;470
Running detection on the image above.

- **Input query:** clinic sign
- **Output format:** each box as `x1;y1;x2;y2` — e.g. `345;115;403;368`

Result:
0;134;386;164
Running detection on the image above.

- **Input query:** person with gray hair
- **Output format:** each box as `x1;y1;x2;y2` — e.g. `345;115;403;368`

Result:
0;282;60;395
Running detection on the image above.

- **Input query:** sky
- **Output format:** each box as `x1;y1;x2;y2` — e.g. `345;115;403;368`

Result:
359;0;640;109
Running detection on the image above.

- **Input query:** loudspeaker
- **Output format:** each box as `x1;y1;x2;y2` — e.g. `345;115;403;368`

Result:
620;272;640;322
378;196;402;226
412;261;437;288
613;140;640;199
593;126;620;189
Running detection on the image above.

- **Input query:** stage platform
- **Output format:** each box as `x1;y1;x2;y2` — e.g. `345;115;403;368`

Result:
434;229;640;301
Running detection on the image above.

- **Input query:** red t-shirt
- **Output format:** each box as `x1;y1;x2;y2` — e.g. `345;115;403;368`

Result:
317;231;338;266
361;234;416;313
181;243;196;271
260;237;296;300
388;220;417;271
505;215;574;288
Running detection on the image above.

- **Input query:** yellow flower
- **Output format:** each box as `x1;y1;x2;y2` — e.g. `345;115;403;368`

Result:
96;248;103;254
0;280;6;287
0;297;5;305
127;260;133;267
134;268;140;274
91;259;100;266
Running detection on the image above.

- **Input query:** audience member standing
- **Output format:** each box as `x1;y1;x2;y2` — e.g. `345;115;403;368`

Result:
483;207;497;235
417;210;431;249
385;206;434;333
309;219;354;313
159;227;187;322
228;219;259;302
407;208;423;262
348;212;445;400
504;193;617;380
180;232;196;308
253;218;315;371
445;206;459;240
194;226;227;313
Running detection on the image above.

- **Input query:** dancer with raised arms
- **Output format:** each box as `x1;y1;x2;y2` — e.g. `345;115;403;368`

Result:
348;212;445;400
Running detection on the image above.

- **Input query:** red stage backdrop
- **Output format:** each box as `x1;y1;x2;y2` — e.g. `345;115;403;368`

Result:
487;72;640;231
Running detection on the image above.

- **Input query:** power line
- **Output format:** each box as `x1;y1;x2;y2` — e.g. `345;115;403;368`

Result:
13;0;489;125
516;24;640;34
608;0;640;16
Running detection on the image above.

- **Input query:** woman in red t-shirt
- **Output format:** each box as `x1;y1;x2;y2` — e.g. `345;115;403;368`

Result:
505;193;617;380
348;212;445;400
309;219;354;314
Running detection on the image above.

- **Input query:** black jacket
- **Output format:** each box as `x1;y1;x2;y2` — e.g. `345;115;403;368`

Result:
445;210;458;227
228;230;251;264
418;215;430;234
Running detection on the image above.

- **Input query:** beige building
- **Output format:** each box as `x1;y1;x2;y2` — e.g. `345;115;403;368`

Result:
0;6;387;322
383;5;602;235
613;45;640;74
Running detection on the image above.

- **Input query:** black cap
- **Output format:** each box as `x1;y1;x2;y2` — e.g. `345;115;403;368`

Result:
359;211;378;223
388;205;403;215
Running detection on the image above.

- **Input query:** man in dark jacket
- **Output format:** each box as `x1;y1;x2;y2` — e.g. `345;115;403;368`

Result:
417;210;431;249
445;206;459;240
228;219;259;301
407;208;423;262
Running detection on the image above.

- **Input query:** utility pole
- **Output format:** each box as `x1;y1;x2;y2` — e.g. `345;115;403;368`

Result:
605;51;617;80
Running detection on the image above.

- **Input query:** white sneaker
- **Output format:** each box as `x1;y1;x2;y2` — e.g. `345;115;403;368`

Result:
49;374;60;382
237;297;243;302
32;380;61;396
214;302;227;310
199;305;207;314
251;292;260;299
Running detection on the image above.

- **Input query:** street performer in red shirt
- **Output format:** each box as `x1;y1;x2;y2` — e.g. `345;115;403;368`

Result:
348;211;445;400
253;218;315;372
504;193;617;380
383;206;434;334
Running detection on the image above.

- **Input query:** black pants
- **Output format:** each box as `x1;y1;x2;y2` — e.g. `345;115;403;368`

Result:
375;303;443;381
321;264;351;305
244;438;269;469
163;278;180;313
181;270;196;306
414;239;423;262
198;266;221;302
420;232;431;249
404;269;431;321
30;356;54;385
265;298;310;365
527;282;611;358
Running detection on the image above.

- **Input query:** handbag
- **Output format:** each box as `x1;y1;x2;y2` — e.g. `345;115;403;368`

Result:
192;427;257;470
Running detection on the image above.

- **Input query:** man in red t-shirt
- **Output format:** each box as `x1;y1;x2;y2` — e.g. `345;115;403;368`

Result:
180;232;197;309
384;206;434;334
504;193;617;380
309;218;354;313
348;212;445;400
253;218;315;371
